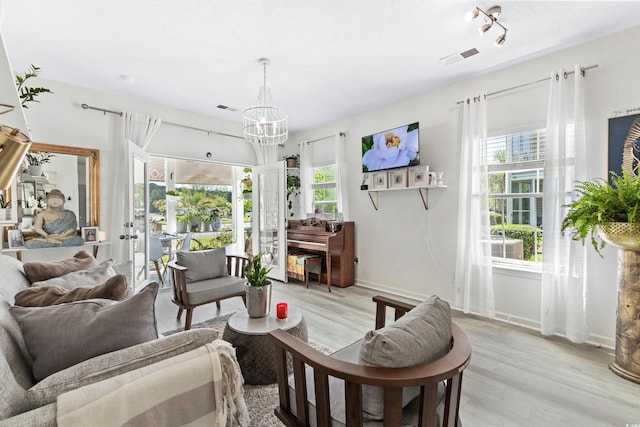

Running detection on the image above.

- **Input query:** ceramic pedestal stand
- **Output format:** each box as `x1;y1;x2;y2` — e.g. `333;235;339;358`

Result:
600;224;640;384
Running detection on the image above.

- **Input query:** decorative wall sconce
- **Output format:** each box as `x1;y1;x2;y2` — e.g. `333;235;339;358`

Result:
465;5;508;47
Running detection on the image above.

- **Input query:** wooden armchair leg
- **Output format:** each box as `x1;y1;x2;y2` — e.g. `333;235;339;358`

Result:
184;308;194;330
177;307;183;320
241;294;247;306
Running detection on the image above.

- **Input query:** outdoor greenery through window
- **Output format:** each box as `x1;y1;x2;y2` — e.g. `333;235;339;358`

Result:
488;129;545;265
313;164;338;217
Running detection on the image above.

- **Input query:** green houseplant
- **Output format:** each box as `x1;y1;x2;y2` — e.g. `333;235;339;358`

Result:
15;64;53;108
244;252;273;318
561;170;640;256
25;152;54;177
0;193;10;221
286;174;301;217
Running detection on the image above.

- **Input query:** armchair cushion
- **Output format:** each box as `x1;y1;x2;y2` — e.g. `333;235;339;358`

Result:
27;328;218;406
358;295;452;420
183;276;246;306
23;250;97;284
14;274;128;307
31;259;116;290
10;283;159;382
176;248;227;283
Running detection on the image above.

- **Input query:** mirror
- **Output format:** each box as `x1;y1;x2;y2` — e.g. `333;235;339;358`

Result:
16;143;100;234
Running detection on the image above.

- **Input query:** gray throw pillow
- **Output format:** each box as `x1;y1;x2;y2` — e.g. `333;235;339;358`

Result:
28;328;218;406
31;258;116;290
358;295;452;420
176;248;227;283
11;282;159;382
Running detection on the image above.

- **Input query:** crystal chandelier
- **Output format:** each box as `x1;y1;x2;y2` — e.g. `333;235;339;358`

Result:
243;58;288;146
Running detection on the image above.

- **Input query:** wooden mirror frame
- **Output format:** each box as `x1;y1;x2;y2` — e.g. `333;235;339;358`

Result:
28;142;100;228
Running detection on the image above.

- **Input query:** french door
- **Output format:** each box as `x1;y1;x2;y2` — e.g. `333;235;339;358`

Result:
125;142;149;293
252;161;286;282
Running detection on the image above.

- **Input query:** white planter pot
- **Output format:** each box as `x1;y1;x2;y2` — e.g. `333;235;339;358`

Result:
28;165;43;177
0;209;9;221
245;282;272;318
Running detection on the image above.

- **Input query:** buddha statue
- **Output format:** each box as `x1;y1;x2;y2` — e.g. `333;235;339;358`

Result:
25;189;85;249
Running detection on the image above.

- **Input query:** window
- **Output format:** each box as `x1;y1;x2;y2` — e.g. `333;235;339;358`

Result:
312;164;338;217
487;129;545;265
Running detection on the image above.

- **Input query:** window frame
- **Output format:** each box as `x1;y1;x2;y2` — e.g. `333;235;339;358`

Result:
486;127;545;269
311;163;338;216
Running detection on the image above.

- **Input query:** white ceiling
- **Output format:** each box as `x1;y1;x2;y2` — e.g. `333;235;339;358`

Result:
2;1;640;134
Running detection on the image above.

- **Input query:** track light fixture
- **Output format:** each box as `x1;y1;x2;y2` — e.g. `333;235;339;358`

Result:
465;5;508;47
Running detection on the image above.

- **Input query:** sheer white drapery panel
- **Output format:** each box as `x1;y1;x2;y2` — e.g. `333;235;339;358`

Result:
454;95;496;318
540;65;588;343
299;141;314;218
334;133;349;220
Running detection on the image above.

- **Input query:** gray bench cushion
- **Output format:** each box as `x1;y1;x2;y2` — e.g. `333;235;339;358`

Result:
185;276;245;305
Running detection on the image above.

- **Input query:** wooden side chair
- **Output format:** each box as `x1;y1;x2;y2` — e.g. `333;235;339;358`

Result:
168;250;249;330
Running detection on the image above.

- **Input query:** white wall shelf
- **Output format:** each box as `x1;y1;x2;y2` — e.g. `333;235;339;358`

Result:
367;185;447;210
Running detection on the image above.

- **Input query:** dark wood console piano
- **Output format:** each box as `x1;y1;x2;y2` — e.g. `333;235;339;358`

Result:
287;219;355;289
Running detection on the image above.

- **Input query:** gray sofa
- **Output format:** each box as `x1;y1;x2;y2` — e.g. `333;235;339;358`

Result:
0;254;240;426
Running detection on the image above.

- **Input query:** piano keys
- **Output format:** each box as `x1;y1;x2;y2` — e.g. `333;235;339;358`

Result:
287;219;355;289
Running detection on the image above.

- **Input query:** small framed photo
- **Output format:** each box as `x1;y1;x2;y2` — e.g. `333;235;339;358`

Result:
428;172;438;186
372;171;388;190
408;166;430;187
8;230;25;249
389;169;408;189
81;226;98;242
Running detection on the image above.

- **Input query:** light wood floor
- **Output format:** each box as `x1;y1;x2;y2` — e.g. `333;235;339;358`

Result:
154;280;640;427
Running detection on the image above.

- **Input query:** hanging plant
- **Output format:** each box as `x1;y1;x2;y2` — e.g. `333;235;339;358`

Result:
15;64;53;108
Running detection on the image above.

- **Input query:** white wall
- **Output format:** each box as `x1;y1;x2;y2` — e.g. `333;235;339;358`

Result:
18;25;640;347
288;26;640;347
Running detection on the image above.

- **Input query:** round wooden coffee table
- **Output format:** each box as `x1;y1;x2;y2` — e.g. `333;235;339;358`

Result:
222;308;308;385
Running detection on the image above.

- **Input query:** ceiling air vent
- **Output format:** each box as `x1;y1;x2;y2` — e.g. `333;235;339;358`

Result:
216;104;238;112
440;48;479;65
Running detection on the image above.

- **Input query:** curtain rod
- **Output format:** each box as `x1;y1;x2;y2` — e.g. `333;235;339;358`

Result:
80;103;245;140
301;132;346;145
456;64;598;105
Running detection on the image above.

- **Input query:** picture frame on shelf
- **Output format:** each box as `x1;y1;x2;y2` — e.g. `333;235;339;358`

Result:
8;229;24;249
389;169;408;189
408;166;429;187
372;171;388;190
81;226;98;243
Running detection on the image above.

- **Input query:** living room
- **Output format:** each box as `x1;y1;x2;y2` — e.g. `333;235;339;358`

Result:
1;2;640;426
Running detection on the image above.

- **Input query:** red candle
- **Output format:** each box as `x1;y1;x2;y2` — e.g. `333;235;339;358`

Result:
276;302;288;319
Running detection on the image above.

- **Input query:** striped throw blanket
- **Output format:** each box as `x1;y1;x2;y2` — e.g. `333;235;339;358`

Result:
57;340;249;426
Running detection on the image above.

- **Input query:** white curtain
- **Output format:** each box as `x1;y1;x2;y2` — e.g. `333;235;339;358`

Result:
109;111;162;265
454;95;495;318
253;144;278;165
541;65;588;342
299;141;313;218
334;133;349;220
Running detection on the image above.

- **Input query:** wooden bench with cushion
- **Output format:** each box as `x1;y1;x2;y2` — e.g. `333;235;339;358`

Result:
269;295;471;426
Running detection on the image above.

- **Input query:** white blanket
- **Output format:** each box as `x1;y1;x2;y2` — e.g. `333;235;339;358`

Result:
57;340;249;426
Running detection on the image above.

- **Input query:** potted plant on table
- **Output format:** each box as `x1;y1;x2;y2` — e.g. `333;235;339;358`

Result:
165;189;180;203
286;174;301;217
25;152;54;177
244;252;273;318
561;169;640;383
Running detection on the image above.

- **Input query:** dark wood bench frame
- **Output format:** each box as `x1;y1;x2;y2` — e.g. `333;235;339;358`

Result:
167;254;249;330
268;295;471;427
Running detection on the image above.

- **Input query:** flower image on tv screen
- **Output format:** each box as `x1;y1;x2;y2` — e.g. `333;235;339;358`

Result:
361;122;420;172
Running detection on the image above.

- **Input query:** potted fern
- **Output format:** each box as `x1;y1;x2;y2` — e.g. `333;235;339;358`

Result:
244;252;273;317
561;169;640;383
561;170;640;255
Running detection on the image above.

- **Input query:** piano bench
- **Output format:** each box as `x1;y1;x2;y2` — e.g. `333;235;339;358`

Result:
302;255;325;291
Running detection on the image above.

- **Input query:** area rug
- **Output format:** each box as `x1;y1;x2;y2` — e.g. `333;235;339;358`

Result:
163;313;333;427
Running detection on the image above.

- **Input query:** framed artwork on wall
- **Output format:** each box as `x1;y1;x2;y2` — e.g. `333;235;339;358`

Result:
389;169;408;189
608;112;640;184
408;166;429;187
82;226;98;242
372;171;388;190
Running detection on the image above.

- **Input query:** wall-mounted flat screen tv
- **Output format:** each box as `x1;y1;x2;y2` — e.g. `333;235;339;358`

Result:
362;122;420;172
